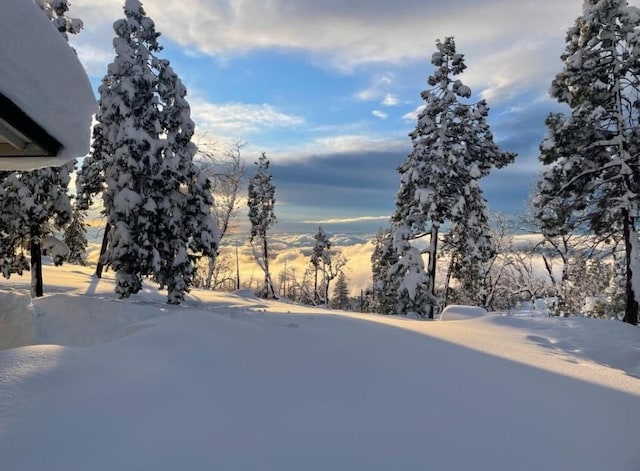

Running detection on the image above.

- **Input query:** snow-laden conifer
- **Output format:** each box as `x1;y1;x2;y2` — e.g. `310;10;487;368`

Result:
0;165;73;296
63;207;88;265
247;153;277;298
536;0;640;325
311;226;331;304
371;227;399;314
331;272;350;310
443;183;495;307
35;0;83;40
81;0;218;303
388;37;514;318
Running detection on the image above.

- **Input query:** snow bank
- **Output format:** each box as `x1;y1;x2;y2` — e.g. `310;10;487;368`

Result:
0;265;639;471
31;294;172;347
0;0;95;170
440;304;487;320
0;290;35;349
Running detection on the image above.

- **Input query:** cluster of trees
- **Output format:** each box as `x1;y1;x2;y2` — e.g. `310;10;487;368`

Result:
273;227;349;306
6;0;640;325
370;37;513;319
0;0;350;308
372;0;640;325
366;213;626;319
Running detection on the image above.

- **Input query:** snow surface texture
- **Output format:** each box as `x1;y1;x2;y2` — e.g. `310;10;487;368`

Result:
1;264;640;471
0;0;95;170
440;304;487;320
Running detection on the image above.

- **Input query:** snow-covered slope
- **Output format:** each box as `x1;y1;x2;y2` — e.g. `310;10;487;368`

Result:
1;264;639;471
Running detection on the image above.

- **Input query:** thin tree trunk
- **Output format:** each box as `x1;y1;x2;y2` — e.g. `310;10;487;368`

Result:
427;225;439;319
30;237;43;298
96;221;110;278
235;240;240;290
263;236;274;298
623;210;639;325
443;253;454;307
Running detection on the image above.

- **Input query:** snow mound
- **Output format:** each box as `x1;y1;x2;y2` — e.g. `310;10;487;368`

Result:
440;304;487;321
232;289;258;299
0;289;35;350
42;235;70;266
31;294;172;347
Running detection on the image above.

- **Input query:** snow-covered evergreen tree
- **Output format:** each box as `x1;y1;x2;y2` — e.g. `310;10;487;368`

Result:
35;0;83;40
387;222;433;316
371;227;399;314
310;226;331;304
536;0;640;325
442;183;495;307
388;37;515;318
63;207;88;265
80;0;218;303
247;153;277;298
331;272;350;310
0;165;72;296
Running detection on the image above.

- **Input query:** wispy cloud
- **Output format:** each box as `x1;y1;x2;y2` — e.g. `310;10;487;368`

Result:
274;133;407;162
302;215;390;225
190;97;305;135
402;105;425;123
355;72;394;102
372;110;388;120
382;94;399;106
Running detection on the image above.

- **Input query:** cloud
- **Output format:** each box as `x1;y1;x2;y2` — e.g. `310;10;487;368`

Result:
355;72;394;101
271;133;408;163
463;38;566;105
70;0;579;72
402;105;424;123
372;110;388;120
189;96;305;135
73;43;113;77
302;216;390;225
382;94;399;106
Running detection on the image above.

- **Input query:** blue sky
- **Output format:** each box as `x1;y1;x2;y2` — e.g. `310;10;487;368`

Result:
69;0;581;234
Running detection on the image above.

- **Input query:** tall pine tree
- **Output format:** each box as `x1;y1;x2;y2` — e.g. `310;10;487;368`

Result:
310;226;331;304
371;227;399;314
388;37;514;318
331;272;350;310
247;153;277;299
63;207;88;265
536;0;640;325
442;183;495;307
78;0;218;303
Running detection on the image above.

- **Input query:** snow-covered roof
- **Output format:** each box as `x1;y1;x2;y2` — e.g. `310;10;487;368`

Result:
0;0;95;171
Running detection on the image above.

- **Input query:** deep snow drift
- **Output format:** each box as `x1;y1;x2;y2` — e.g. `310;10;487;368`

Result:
1;264;639;471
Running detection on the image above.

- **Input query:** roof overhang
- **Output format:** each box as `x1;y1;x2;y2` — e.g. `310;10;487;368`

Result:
0;0;96;171
0;92;62;158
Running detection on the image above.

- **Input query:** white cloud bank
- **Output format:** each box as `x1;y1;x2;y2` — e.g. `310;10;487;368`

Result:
71;0;579;71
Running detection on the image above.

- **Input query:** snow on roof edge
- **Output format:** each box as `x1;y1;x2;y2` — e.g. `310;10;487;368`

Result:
0;0;96;170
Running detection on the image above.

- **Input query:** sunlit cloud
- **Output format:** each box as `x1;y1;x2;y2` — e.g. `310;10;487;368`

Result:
190;96;305;135
274;133;407;162
302;215;390;225
402;105;424;123
355;72;394;102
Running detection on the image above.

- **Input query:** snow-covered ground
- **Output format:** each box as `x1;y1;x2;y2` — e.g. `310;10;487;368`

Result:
1;263;639;471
